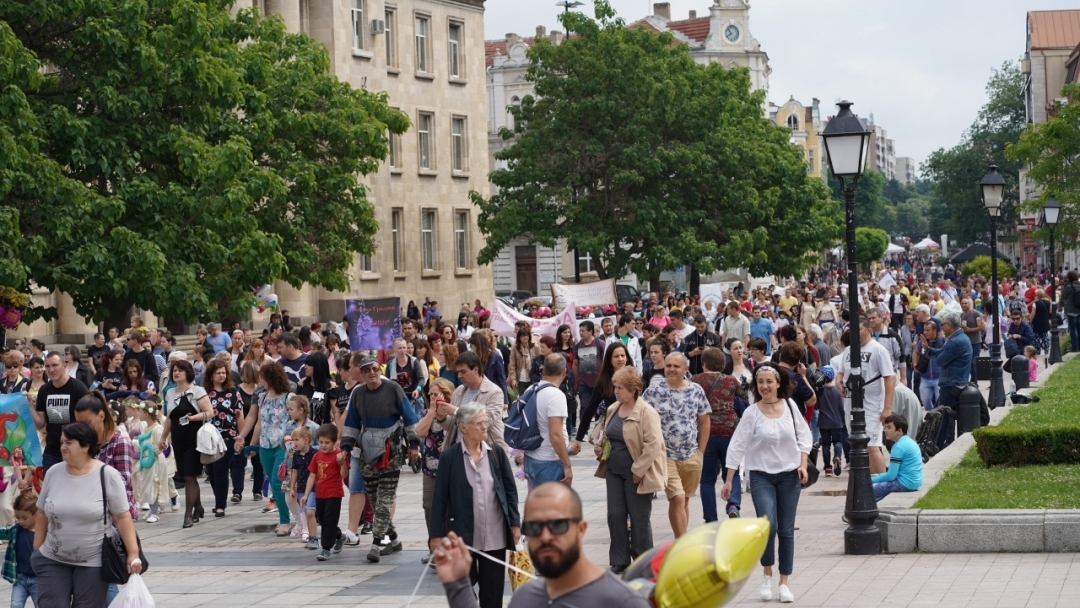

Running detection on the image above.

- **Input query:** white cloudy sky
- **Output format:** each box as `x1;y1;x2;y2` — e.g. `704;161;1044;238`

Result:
484;0;1078;174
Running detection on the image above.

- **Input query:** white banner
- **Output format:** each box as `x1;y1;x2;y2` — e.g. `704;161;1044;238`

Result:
491;299;581;341
700;283;725;309
550;279;617;310
877;271;896;289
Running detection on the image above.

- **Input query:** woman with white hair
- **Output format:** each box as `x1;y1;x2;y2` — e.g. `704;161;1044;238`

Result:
428;402;520;608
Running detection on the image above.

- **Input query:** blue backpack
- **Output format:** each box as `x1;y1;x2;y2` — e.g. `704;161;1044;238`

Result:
504;381;555;451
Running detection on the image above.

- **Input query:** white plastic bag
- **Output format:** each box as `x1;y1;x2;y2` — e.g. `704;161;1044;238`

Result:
108;574;155;608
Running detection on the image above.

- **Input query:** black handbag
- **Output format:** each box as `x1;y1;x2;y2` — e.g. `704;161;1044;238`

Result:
786;400;819;488
914;349;930;375
100;467;148;584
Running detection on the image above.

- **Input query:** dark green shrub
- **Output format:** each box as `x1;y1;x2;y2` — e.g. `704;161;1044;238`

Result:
973;424;1080;467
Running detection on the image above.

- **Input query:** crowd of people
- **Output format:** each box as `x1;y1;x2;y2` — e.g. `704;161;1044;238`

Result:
0;264;1076;607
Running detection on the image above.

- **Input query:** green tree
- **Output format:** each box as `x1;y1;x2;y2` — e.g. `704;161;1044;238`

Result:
964;255;1015;280
895;198;930;237
471;1;839;291
1008;81;1080;241
854;227;889;265
883;178;913;206
923;62;1025;246
828;170;889;230
0;0;408;323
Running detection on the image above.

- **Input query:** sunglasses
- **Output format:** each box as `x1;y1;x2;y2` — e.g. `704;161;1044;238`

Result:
520;518;581;537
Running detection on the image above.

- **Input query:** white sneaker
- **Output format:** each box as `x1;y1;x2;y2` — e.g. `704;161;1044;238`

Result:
778;584;794;603
146;514;159;523
342;529;360;546
139;503;151;511
758;576;773;601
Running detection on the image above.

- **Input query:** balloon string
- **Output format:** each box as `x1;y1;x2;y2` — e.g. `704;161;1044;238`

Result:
403;553;430;608
467;545;536;579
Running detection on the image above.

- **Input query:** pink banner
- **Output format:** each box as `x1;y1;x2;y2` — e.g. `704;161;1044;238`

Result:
491;299;580;341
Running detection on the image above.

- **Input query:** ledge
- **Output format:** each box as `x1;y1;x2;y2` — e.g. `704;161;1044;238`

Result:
415;71;435;81
358;273;381;281
352;49;374;60
448;77;468;86
418;169;438;178
450;171;471;179
454;269;474;277
421;270;442;279
386;67;400;76
878;352;1080;553
393;272;408;281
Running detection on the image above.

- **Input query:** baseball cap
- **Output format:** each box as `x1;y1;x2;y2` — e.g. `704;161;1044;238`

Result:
820;365;836;381
358;355;379;370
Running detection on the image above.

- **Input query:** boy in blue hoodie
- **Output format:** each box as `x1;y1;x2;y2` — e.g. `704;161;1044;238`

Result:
872;414;923;501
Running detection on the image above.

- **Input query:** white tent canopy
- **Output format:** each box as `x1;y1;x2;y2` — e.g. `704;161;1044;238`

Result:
885;243;905;255
912;237;940;250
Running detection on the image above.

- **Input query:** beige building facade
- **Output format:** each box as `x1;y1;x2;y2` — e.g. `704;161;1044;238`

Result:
13;0;493;342
769;97;825;181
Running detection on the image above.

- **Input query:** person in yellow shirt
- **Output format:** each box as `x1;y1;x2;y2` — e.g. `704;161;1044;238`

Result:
778;288;798;316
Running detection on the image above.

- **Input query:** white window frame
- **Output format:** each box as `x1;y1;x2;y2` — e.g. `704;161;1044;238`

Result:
351;0;365;50
421;209;437;271
786;114;799;130
418;111;434;169
384;8;396;67
454;211;469;269
451;116;467;172
391;208;404;271
577;251;594;274
415;14;429;73
448;21;463;78
359;253;374;272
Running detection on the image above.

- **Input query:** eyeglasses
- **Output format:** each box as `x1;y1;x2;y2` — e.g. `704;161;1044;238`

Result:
520;518;581;537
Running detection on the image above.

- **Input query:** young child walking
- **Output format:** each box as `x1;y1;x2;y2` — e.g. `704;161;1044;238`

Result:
1024;345;1039;384
301;424;348;561
288;427;318;548
0;492;39;607
135;399;171;523
816;366;850;477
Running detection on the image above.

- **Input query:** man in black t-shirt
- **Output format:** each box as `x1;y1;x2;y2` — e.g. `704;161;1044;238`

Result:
32;352;89;471
122;330;159;387
85;332;110;374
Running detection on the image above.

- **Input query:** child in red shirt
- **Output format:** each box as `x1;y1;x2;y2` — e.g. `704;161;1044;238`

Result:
302;424;349;560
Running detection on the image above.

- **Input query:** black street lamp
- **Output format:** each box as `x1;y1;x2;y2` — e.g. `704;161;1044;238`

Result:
556;0;584;12
1044;196;1063;365
821;101;879;555
980;165;1007;409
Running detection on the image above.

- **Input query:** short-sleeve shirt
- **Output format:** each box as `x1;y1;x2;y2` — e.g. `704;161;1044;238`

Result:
573;339;605;388
308;449;345;499
204;333;232;354
842;339;897;414
206;388;243;438
37;463;128;567
36;378;90;458
962;310;984;344
525;383;567;462
292;448;315;495
279;354;308;386
643;381;710;460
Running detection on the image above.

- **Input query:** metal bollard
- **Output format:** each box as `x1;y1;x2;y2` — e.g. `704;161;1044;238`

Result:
1010;354;1030;391
957;384;983;435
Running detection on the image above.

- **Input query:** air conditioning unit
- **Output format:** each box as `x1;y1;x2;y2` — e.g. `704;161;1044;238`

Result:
371;19;385;35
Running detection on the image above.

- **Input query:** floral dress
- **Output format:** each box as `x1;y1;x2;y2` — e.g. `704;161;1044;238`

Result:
257;392;291;449
420;418;449;478
206;388;242;440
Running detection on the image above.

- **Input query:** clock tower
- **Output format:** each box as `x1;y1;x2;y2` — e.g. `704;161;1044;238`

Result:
701;0;770;94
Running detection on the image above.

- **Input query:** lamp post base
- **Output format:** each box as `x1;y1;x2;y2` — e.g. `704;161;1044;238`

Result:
1050;311;1063;366
988;344;1006;409
844;524;882;555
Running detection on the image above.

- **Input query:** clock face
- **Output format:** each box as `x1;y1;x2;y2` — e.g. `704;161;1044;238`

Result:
724;25;740;42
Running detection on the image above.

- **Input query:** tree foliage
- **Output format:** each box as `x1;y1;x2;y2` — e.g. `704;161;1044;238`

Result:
854;227;889;265
1009;81;1080;243
828;170;889;231
471;0;840;290
923;62;1026;246
965;254;1015;280
0;0;409;323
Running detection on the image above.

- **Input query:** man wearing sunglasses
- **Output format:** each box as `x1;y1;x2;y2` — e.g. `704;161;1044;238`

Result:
434;483;650;608
340;354;421;563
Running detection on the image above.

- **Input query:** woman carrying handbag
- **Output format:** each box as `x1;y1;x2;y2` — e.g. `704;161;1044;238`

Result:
721;363;810;604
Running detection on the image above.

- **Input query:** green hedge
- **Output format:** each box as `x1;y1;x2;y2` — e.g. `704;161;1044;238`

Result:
973;424;1080;467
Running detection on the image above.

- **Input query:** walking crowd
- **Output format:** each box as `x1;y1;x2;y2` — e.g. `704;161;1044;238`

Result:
1;263;1077;607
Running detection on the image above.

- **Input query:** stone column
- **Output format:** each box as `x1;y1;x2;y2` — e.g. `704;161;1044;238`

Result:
56;293;97;341
266;0;299;32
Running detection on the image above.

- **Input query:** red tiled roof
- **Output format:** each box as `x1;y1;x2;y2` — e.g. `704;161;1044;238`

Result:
485;37;536;67
1029;10;1080;50
666;16;710;42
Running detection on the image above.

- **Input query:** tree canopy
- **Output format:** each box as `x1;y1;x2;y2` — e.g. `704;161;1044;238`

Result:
0;0;408;323
922;62;1025;246
854;227;889;265
471;1;840;290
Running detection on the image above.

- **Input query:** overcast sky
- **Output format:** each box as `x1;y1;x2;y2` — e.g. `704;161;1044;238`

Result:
484;0;1078;176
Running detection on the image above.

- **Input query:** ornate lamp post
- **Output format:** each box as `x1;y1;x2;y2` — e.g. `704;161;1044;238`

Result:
980;165;1007;409
1044;195;1063;365
821;101;879;555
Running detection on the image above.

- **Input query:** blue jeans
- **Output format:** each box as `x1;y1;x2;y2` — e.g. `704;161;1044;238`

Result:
700;435;741;522
819;427;848;468
919;376;940;411
873;479;915;502
259;445;289;525
969;342;982;383
1069;313;1079;352
524;456;564;488
104;583;117;608
11;576;37;608
810;408;820;445
749;470;801;576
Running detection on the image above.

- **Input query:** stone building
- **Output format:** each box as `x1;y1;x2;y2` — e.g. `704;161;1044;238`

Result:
13;0;494;342
896;157;916;185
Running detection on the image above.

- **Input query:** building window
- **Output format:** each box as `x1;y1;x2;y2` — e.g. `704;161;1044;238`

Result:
299;0;310;34
388;129;400;168
507;96;520;131
451;116;467;172
417;112;434;169
415;15;429;73
577;251;594;275
421;209;436;270
448;22;462;78
454;211;469;269
384;9;396;66
359;253;374;272
786;114;798;130
351;0;365;50
391;208;403;271
808;149;815;173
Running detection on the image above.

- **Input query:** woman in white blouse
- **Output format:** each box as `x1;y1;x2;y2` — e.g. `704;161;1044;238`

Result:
722;362;810;604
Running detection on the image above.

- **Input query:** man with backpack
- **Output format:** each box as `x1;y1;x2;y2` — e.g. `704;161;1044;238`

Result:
1061;270;1080;353
507;354;573;487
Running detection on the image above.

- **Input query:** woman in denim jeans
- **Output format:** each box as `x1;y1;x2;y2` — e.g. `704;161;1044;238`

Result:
722;363;810;604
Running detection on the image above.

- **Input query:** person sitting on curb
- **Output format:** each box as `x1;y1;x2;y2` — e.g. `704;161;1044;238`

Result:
871;414;923;502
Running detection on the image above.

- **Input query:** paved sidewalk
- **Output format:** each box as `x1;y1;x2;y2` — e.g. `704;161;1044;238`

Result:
7;447;1079;608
